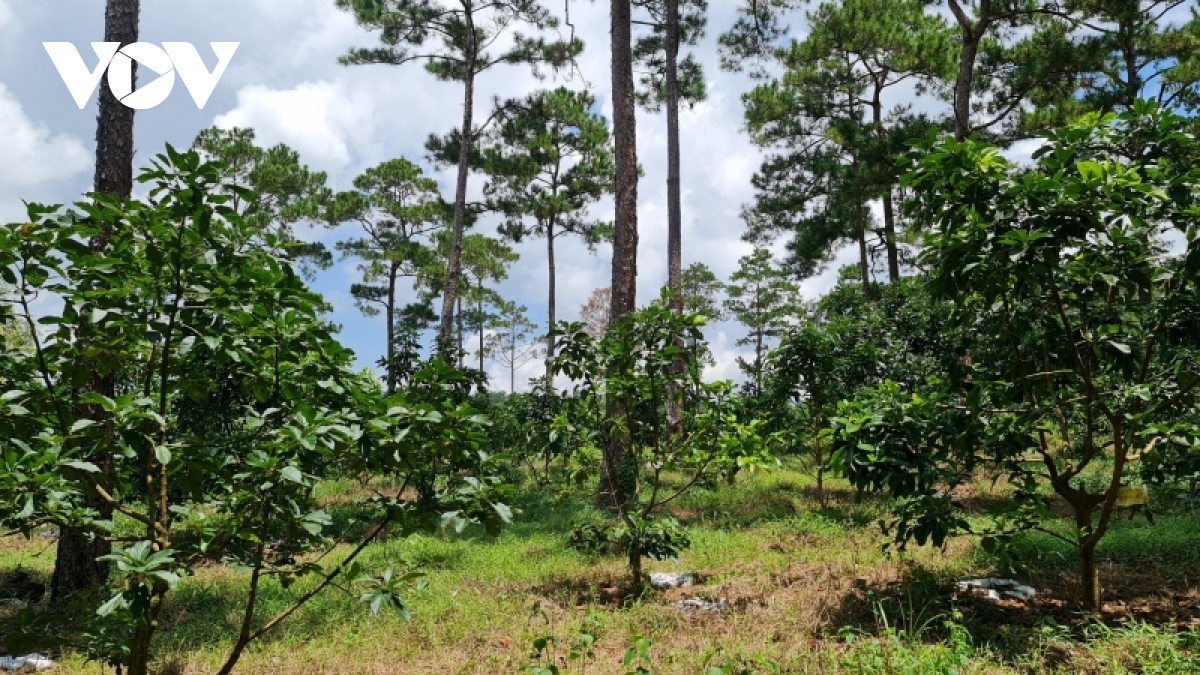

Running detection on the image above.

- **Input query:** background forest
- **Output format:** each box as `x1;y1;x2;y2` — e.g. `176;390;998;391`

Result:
1;0;1200;673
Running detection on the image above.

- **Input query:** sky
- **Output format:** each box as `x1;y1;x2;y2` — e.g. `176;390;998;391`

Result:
0;0;1064;392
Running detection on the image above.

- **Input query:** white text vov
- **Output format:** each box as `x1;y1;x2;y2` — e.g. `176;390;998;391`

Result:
43;42;239;110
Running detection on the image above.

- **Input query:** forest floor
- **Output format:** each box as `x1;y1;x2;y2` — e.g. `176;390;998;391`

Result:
2;463;1199;674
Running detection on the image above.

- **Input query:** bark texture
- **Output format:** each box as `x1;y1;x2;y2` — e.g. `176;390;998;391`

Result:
947;0;991;141
603;0;639;510
545;226;556;380
438;5;477;347
664;0;685;436
52;0;140;605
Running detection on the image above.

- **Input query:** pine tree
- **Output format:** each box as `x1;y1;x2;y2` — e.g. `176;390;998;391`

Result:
55;0;142;605
336;0;582;348
1001;0;1200;133
477;87;614;377
723;248;800;396
483;301;541;392
327;158;447;393
193;127;336;275
742;0;954;287
606;0;641;511
631;0;709;435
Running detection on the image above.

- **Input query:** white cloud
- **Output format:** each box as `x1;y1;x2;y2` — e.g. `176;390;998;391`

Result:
213;80;383;173
0;1;15;35
1001;137;1047;166
0;82;90;222
0;84;89;189
0;0;956;377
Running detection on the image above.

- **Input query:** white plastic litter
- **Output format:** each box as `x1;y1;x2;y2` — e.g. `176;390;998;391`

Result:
650;572;697;590
0;653;53;672
674;597;728;612
956;578;1036;603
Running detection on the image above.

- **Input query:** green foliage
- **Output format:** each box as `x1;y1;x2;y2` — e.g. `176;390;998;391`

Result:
357;357;510;533
622;635;653;675
998;1;1200;134
326;157;447;392
0;144;510;672
330;158;446;313
739;0;953;278
192;126;335;274
481;87;615;251
631;0;709;111
723;248;800;394
767;275;965;496
477;380;594;491
336;0;583;82
717;0;805;73
524;606;603;675
417;229;521;370
551;292;777;587
830;101;1200;608
826;382;989;548
658;263;725;369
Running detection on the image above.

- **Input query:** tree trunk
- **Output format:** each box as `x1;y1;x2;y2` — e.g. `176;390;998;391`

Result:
53;0;140;605
858;208;871;302
215;554;262;675
869;91;900;282
438;6;476;347
947;0;990;141
609;0;638;323
1120;23;1139;109
664;0;685;437
603;0;639;511
814;425;826;509
51;525;110;604
881;191;900;281
545;224;556;380
628;545;644;596
952;33;978;141
386;265;397;395
457;294;465;367
478;278;485;373
126;582;166;675
754;328;764;396
93;0;140;199
1079;541;1101;613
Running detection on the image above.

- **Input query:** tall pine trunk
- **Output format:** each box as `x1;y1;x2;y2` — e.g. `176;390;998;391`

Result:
52;0;140;605
439;3;476;347
604;0;639;512
947;0;991;141
457;294;465;367
664;0;685;436
754;327;764;397
858;206;871;302
847;88;871;303
870;93;899;282
881;191;899;281
386;264;397;394
478;278;485;373
545;224;556;380
952;32;980;141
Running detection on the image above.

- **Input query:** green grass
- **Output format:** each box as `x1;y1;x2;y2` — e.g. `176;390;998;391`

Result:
2;463;1199;674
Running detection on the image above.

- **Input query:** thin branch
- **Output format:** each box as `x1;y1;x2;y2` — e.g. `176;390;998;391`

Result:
247;518;389;642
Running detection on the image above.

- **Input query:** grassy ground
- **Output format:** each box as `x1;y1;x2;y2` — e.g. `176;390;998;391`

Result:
1;463;1199;674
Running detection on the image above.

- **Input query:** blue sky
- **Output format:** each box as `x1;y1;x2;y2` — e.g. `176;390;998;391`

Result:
3;1;1189;391
2;0;827;392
